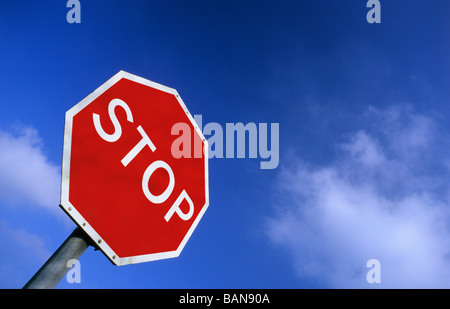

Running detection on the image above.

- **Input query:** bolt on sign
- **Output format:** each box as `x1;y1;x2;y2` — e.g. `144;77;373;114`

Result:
60;71;209;266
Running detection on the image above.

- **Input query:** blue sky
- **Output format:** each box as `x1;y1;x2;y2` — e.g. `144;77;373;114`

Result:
0;1;449;288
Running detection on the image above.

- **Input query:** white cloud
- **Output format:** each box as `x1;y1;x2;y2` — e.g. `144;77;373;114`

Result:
0;126;71;288
0;220;51;288
0;126;60;211
341;130;385;166
267;106;450;288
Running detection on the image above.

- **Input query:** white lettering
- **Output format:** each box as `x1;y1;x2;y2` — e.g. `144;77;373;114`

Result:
164;190;194;222
179;293;214;306
93;98;133;142
92;97;199;225
142;160;175;204
223;294;269;304
121;125;156;166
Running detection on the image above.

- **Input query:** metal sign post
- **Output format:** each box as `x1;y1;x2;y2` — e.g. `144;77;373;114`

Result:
23;227;91;289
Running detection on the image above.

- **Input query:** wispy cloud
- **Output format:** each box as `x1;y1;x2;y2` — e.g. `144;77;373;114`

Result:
0;126;60;211
266;105;450;288
0;125;64;287
0;220;51;288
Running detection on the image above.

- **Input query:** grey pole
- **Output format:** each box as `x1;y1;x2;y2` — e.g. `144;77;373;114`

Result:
23;226;92;289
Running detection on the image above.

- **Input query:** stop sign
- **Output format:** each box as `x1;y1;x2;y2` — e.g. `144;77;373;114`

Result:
60;71;209;266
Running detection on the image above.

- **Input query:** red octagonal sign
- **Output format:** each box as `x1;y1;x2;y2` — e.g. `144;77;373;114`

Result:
60;71;209;266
